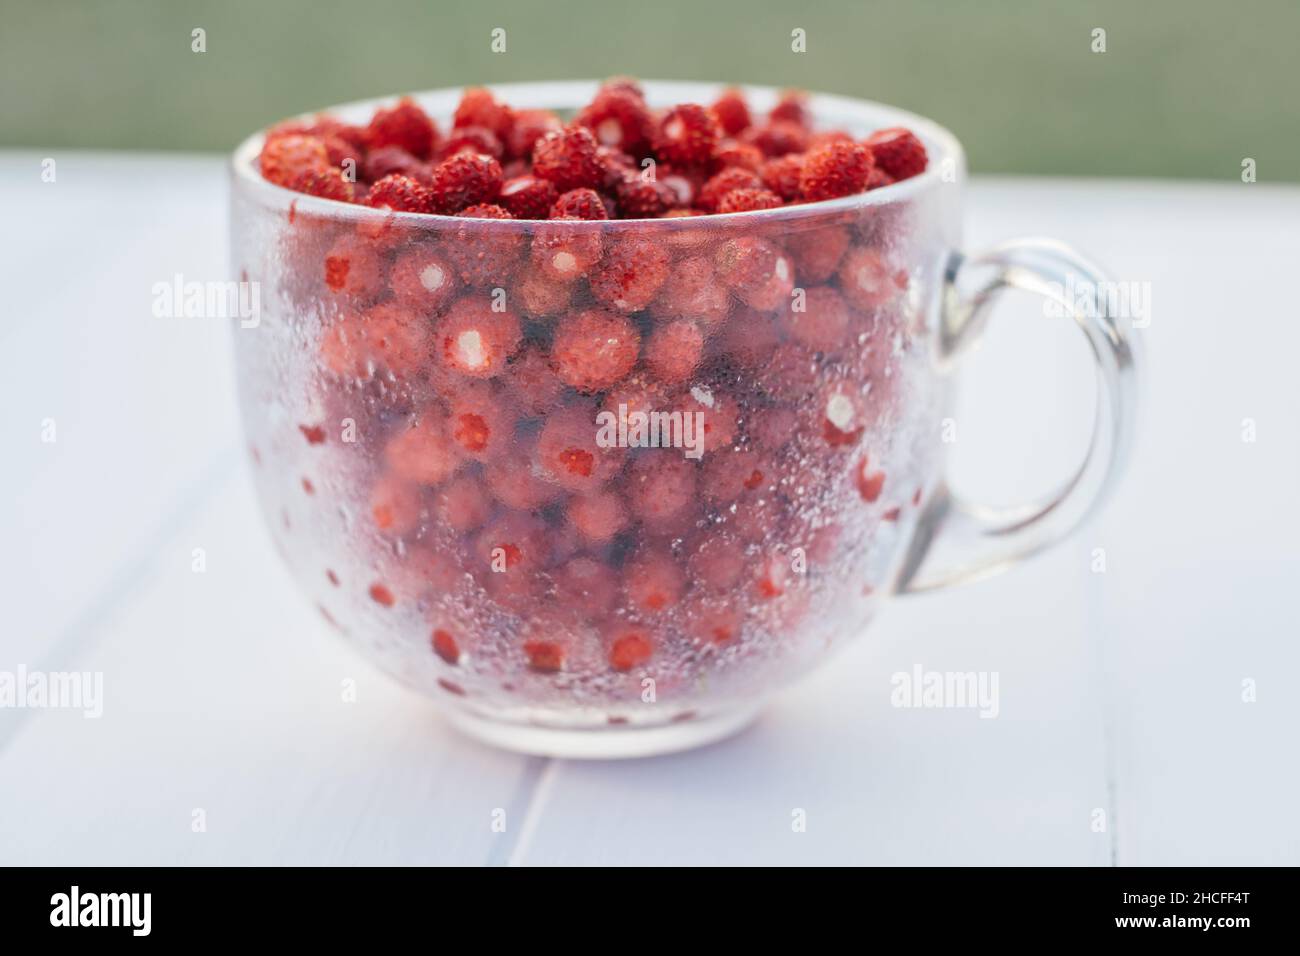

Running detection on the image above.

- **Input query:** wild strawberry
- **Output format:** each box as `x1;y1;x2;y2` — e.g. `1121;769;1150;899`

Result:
576;86;652;155
369;582;397;607
754;551;795;600
769;89;810;127
426;152;503;213
644;319;705;385
503;346;567;414
710;140;764;173
782;285;852;350
855;456;885;503
674;386;740;452
530;217;604;282
626;455;698;532
717;187;783;213
817;382;870;447
746;121;809;158
365;173;436;213
435;295;522;378
432;628;460;665
595;145;638;188
362;145;430;185
799;141;874;202
434;474;493;533
711;88;752;136
357;301;432;378
389;245;459;312
715;306;782;369
448;381;516;460
838;246;905;310
369;475;424;535
498;174;559;219
535;404;625;492
701;448;766;505
866;166;895;190
385;408;461;486
532;125;604;192
613;173;673;218
483;436;563;510
863;127;928;180
653;104;722;167
515;266;573;317
624;550;685;612
687;533;747;592
567;489;630;544
550;187;608;220
507;108;563;160
523;639;565;673
760;153;806;200
444;206;524;287
686;599;744;646
589;239;671;312
366;96;439;159
714;236;794;311
259;134;329;188
786;224;849;282
476;513;551;574
323;233;387;300
442;125;504;160
650;255;731;332
697;167;762;212
453;87;514;140
608;630;655;672
289;167;356;202
656;167;702;209
554;557;620;616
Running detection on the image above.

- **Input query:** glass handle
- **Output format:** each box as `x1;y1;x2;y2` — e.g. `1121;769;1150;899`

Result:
896;238;1141;593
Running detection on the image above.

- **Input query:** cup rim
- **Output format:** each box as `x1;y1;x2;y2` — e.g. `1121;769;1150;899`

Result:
230;79;966;229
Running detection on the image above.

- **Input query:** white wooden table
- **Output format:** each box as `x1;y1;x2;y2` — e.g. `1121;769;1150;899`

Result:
1;152;1296;866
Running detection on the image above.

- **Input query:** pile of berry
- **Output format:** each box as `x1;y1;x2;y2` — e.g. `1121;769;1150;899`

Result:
247;81;931;704
258;80;927;218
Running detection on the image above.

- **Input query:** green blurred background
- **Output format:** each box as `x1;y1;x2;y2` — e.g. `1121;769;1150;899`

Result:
3;0;1297;181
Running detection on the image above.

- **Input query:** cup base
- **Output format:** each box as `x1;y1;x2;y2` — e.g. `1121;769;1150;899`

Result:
443;704;763;759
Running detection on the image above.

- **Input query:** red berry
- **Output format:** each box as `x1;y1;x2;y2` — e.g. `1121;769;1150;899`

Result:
369;582;397;607
687;599;744;646
359;301;432;378
786;224;849;282
650;255;731;332
551;307;641;392
483;436;563;510
442;125;504;160
769;89;810;127
514;267;573;318
503;346;567;414
448;381;516;460
362;145;432;185
555;557;620;616
653;104;722;167
567;489;630;544
535;404;625;492
644;319;705;385
476;513;550;573
838;246;905;310
507;108;563;160
434;474;493;533
576;87;652;155
453;87;514;140
612;173;673;218
710;140;764;174
385;408;462;485
365;173;436;213
760;153;806;200
523;640;565;673
799;141;874;202
289;166;356;203
711;88;752;137
701;448;766;505
863;127;928;180
715;306;782;369
389;245;458;312
674;386;740;453
366;97;439;159
260;134;329;188
530;217;604;282
532;125;604;192
608;631;655;672
714;236;794;311
782;285;852;350
432;628;460;665
746;121;809;158
625;550;685;612
855;456;886;502
717;187;783;213
444;206;523;287
589;238;671;313
427;153;503;214
498;175;559;219
626;455;698;531
550;187;608;220
817;382;870;447
687;533;747;592
435;295;522;378
369;475;424;535
697;167;762;212
323;233;386;299
754;552;793;599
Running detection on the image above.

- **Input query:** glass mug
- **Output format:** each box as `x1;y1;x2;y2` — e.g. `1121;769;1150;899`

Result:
230;81;1138;758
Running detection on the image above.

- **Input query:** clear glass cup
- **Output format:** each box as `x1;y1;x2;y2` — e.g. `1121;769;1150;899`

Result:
229;81;1139;758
